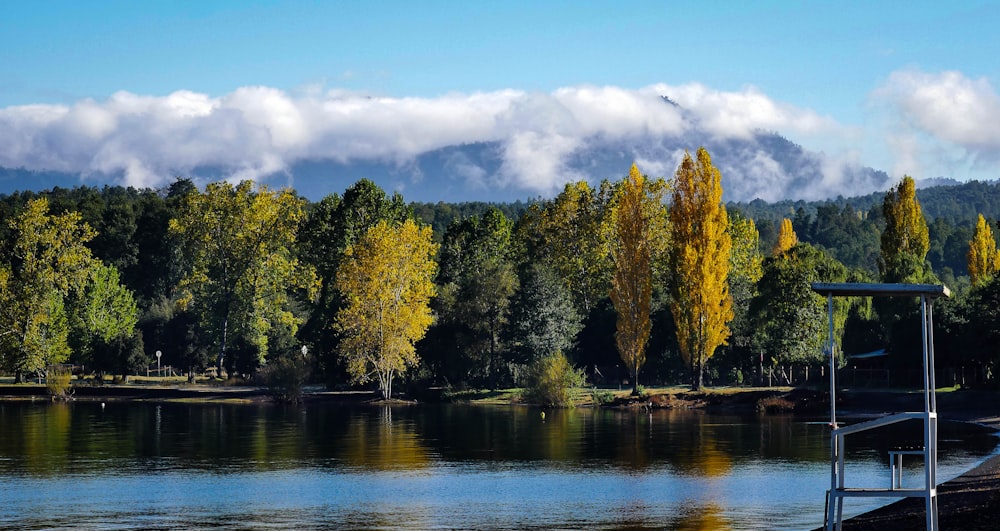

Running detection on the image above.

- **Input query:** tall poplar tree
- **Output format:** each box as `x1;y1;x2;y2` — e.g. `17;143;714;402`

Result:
668;148;733;390
877;175;935;356
610;164;668;395
773;218;798;255
335;219;438;400
879;176;930;283
968;213;1000;287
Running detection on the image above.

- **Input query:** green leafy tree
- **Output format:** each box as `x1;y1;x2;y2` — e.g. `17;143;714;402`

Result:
335;219;438;399
169;181;318;376
78;263;139;345
719;213;763;381
751;244;848;381
72;262;142;378
668;148;733;390
517;181;613;315
435;207;519;387
0;198;96;381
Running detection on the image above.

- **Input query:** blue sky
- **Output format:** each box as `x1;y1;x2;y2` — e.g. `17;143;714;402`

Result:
2;1;1000;200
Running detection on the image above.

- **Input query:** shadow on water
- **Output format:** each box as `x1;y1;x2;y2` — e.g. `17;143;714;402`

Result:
0;401;995;529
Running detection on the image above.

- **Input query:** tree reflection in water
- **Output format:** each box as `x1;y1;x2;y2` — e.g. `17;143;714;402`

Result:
0;401;994;530
341;406;431;470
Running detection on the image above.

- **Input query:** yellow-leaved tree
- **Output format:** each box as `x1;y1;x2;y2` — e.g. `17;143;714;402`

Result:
968;213;1000;287
773;218;798;255
876;175;935;340
668;148;733;390
609;164;669;395
879;175;930;282
335;219;438;400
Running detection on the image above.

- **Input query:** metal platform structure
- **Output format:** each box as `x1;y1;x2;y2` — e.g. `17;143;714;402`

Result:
811;283;950;531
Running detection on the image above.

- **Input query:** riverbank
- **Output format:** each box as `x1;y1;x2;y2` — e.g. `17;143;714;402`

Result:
0;381;376;404
0;380;806;409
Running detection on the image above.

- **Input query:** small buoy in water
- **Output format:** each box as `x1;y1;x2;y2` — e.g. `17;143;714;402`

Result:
101;402;105;409
540;411;545;421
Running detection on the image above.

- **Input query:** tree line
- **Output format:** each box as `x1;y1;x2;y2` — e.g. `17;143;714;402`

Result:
2;151;1000;396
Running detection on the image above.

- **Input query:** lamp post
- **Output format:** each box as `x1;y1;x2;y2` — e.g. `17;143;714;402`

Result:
156;350;162;377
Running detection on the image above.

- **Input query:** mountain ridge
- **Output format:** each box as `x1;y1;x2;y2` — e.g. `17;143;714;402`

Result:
0;120;893;204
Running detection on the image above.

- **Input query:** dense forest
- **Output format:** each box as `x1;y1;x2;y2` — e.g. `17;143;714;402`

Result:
3;161;1000;398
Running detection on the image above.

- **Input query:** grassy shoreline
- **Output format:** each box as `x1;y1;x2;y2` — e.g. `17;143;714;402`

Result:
0;379;813;412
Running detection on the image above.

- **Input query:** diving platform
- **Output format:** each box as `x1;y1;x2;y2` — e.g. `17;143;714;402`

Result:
812;283;950;531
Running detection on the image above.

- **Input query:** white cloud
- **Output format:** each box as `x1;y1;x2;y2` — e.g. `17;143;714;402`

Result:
877;70;1000;148
0;82;862;199
874;69;1000;179
649;82;839;140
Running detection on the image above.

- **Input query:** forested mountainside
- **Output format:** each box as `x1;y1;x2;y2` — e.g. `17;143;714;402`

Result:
734;179;1000;226
413;179;1000;279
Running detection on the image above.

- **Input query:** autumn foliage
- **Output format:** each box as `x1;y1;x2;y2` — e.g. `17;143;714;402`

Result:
773;218;798;255
879;175;930;282
668;148;733;390
335;219;438;400
609;164;668;394
968;214;1000;287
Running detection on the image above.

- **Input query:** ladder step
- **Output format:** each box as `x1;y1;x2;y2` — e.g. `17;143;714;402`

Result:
832;487;928;498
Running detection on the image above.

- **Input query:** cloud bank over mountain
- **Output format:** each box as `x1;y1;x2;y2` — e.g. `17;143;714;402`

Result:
0;70;991;201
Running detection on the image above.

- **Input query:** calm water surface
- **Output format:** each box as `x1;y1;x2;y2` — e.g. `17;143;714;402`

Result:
0;401;995;530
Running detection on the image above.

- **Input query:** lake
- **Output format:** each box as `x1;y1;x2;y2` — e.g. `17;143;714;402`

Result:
0;401;995;530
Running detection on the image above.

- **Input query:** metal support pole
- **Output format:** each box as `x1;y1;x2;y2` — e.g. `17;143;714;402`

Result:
827;292;838;531
918;294;939;531
828;293;836;427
